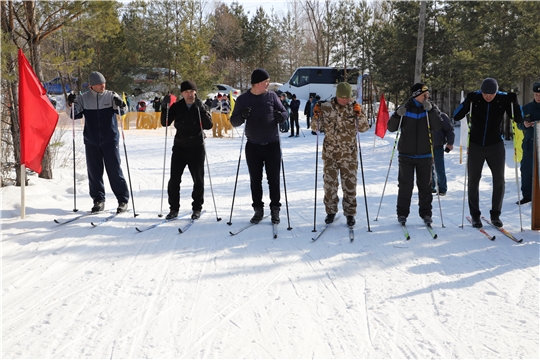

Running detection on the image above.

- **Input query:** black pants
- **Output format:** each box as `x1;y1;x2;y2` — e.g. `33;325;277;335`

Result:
245;141;281;209
397;156;433;219
167;144;205;212
468;142;505;218
85;142;129;204
290;112;300;136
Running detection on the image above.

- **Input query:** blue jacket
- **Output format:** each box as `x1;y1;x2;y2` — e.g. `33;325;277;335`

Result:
388;98;442;158
518;100;540;144
69;88;125;146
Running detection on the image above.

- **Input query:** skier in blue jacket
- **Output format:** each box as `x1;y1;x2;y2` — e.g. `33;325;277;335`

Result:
67;71;129;214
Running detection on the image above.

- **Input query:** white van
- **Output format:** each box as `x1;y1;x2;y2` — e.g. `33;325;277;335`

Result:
278;67;360;101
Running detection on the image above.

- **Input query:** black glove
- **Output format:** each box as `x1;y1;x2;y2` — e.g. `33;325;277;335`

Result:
274;110;285;124
423;101;432;111
113;96;125;108
508;92;518;103
162;95;171;106
194;98;204;107
241;107;251;120
67;93;76;105
396;106;406;117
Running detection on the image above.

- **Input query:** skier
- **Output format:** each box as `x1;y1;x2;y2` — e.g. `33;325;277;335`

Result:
311;82;369;227
388;82;442;226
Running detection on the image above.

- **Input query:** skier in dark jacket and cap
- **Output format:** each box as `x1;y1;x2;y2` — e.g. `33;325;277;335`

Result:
388;82;442;226
453;77;523;228
161;80;213;220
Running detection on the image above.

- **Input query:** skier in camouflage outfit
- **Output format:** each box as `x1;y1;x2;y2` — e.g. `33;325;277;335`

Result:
312;82;369;226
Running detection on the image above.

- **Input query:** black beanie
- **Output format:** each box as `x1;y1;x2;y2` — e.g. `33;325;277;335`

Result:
480;78;498;94
251;68;270;84
533;82;540;93
411;82;429;98
180;80;197;92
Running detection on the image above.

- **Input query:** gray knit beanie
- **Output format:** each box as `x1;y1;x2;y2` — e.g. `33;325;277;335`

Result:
480;78;498;94
89;71;106;86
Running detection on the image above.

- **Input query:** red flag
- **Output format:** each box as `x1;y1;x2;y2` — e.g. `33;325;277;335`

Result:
18;48;59;173
375;93;389;139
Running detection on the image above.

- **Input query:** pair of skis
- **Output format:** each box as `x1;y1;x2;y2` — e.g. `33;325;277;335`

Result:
311;217;355;242
229;216;280;238
135;211;204;233
466;216;523;243
54;209;123;226
399;221;438;241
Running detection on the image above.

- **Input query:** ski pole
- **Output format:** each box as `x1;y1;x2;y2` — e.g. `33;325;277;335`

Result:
227;124;246;226
198;107;221;222
426;110;445;228
117;105;138;217
375;115;403;221
70;101;78;212
355;115;371;232
276;121;292;230
312;112;321;232
460;104;472;229
158;103;169;217
511;104;523;231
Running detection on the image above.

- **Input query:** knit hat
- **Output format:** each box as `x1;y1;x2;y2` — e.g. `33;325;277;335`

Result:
411;82;429;98
336;82;352;98
480;78;498;94
251;68;270;84
533;82;540;93
89;71;106;86
180;80;197;92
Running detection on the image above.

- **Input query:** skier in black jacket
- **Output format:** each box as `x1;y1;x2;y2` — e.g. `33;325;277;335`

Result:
388;82;442;226
453;77;523;228
161;81;213;220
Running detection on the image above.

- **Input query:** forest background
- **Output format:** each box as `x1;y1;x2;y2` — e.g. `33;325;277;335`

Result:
1;0;540;182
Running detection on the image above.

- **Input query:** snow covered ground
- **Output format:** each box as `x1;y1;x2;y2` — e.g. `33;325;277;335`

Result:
2;111;539;359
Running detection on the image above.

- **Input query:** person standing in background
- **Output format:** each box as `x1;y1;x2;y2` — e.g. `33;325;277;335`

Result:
304;95;313;129
431;112;455;196
289;94;301;137
516;82;540;205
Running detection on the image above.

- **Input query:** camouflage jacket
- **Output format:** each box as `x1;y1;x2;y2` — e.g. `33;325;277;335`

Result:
311;98;369;161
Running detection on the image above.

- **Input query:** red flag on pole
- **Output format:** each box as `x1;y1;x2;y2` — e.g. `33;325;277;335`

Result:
375;93;389;139
18;48;59;173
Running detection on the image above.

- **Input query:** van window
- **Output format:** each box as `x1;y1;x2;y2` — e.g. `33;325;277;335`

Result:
290;68;310;87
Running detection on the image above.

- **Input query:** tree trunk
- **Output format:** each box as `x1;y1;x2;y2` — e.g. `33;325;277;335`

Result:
414;1;426;83
24;0;54;179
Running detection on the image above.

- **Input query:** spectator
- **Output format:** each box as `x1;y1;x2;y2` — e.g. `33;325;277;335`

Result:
516;82;540;205
289;94;301;137
431;112;455;196
304;95;313;129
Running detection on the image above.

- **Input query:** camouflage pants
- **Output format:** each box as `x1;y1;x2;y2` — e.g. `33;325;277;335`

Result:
323;155;358;216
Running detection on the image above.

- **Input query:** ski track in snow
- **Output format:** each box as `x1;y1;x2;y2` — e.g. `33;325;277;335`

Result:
2;115;539;358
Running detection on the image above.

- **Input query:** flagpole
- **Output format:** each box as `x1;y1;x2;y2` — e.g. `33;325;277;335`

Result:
20;165;26;218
